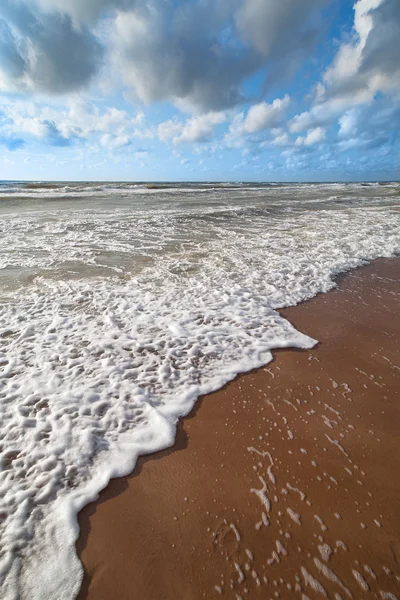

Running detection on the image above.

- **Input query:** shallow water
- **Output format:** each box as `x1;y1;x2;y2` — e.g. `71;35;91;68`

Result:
0;181;399;599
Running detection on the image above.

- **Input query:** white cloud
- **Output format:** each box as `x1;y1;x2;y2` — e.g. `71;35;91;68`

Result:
338;110;359;139
0;0;338;115
157;112;226;145
271;131;291;146
322;0;382;97
230;96;290;137
99;133;131;149
0;0;397;171
289;0;400;134
0;98;146;149
176;112;226;144
157;120;183;144
335;95;399;153
337;132;389;152
290;110;321;134
296;127;326;146
304;127;326;145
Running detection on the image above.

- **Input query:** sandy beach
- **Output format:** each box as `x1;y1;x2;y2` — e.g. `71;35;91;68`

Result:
77;258;400;600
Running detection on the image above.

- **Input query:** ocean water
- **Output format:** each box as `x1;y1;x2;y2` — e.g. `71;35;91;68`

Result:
0;181;399;599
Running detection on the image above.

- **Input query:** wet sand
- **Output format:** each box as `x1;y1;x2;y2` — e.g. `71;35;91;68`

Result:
77;258;400;600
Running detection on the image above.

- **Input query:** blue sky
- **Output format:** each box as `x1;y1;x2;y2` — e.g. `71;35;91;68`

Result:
0;0;399;181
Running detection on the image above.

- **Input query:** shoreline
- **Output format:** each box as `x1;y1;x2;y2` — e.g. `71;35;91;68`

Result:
77;257;400;599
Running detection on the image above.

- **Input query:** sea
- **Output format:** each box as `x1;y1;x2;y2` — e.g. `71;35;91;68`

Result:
0;181;399;599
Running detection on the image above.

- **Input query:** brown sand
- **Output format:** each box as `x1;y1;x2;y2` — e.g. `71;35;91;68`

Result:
77;258;400;600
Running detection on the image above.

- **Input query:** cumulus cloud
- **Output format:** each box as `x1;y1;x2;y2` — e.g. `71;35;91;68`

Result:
2;107;69;145
323;0;400;101
0;98;145;149
112;4;259;113
289;108;332;134
336;96;400;152
176;113;226;144
289;0;400;134
0;0;332;113
296;127;326;146
337;132;389;152
99;133;131;149
111;0;329;112
338;110;360;139
0;0;397;171
270;130;291;147
157;120;184;145
230;96;290;137
0;0;103;94
158;112;226;145
288;91;398;162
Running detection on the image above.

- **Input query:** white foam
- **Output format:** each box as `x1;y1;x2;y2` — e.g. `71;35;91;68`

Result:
287;509;302;525
318;544;333;562
314;559;352;597
0;183;399;599
286;483;306;501
301;567;328;597
314;515;328;532
250;476;271;513
276;540;288;556
234;562;245;584
352;569;369;591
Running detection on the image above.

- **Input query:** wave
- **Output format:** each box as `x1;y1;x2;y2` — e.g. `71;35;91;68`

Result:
1;180;398;198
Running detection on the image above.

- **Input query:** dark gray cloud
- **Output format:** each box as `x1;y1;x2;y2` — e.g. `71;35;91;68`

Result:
0;0;103;94
0;19;26;79
360;0;400;77
0;0;331;110
235;0;326;62
114;0;329;112
113;1;259;112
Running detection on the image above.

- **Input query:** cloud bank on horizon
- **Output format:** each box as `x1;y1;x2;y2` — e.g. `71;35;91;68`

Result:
0;0;398;181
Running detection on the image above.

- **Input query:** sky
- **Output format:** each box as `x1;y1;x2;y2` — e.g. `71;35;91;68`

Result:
0;0;399;182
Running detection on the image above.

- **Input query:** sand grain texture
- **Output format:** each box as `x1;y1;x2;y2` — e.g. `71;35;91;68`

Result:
77;258;400;600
